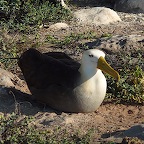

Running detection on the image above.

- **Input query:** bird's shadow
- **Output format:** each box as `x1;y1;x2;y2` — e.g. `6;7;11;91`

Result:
101;124;144;141
0;87;63;116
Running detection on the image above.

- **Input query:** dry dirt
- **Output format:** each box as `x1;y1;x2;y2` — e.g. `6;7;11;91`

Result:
0;5;144;144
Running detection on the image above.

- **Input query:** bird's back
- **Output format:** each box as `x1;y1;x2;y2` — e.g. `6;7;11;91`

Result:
18;48;80;88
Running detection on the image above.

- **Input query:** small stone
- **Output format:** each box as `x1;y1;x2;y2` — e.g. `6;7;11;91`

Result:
48;23;69;31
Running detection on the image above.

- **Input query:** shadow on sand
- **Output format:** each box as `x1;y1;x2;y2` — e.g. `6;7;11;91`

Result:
0;87;62;116
101;124;144;141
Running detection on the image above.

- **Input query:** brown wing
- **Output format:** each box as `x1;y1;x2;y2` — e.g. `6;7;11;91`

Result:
18;48;80;89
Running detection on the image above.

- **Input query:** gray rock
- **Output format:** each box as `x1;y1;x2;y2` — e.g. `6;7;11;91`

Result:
0;68;15;88
0;68;29;93
84;35;144;52
114;0;144;13
74;7;121;25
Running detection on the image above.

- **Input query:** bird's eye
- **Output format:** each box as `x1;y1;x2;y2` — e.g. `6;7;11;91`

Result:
89;54;93;57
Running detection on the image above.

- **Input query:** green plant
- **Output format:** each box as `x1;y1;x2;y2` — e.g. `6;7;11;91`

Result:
46;31;97;48
0;113;35;144
0;0;72;33
0;31;19;70
106;51;144;104
101;33;112;38
0;113;93;144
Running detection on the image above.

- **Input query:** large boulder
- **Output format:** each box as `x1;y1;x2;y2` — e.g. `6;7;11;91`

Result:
114;0;144;13
74;7;121;25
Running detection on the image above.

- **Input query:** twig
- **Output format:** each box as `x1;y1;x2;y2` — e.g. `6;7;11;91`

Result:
9;90;21;115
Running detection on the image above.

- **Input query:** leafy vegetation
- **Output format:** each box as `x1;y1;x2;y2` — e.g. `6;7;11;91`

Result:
106;51;144;104
0;0;72;70
0;113;93;144
46;31;97;48
0;0;72;33
0;31;19;71
101;33;112;38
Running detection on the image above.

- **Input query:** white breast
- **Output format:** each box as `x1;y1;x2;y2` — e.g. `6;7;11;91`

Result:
74;70;107;112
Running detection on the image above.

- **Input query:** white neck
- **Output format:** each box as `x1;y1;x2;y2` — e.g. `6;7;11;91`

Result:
78;61;98;82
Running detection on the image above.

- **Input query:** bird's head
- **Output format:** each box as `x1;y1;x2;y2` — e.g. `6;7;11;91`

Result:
82;49;120;81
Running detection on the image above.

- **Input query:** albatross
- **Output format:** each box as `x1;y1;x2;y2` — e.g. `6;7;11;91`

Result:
18;48;120;113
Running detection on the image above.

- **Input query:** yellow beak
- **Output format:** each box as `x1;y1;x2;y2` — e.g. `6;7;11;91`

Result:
97;56;120;81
